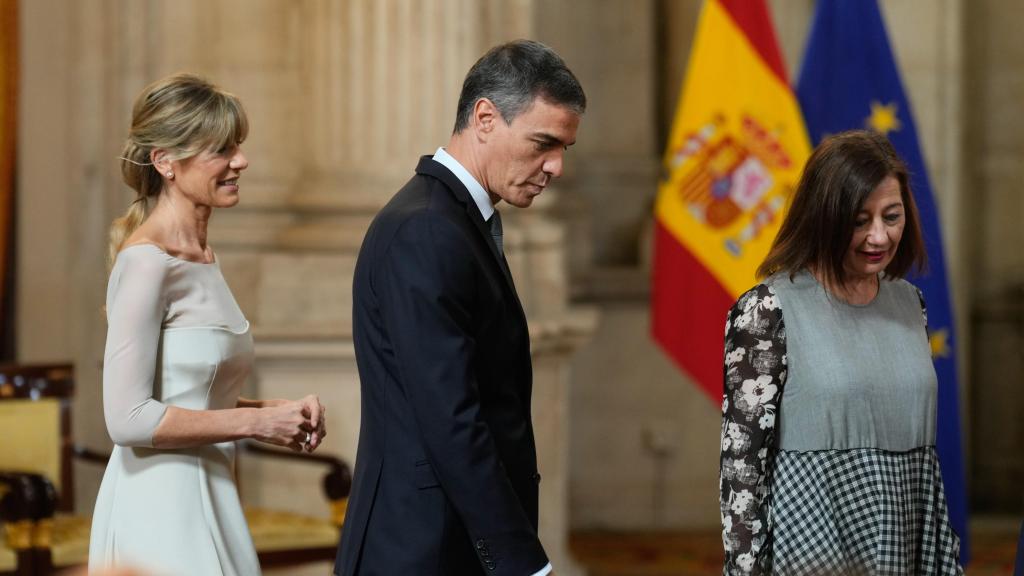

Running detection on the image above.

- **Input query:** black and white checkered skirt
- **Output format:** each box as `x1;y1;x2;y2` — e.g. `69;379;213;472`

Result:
770;446;963;575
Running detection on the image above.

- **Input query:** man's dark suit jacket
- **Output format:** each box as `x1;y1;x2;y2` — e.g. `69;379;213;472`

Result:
334;156;549;576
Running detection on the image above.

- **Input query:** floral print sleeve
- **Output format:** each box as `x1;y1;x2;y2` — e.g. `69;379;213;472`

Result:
721;283;786;575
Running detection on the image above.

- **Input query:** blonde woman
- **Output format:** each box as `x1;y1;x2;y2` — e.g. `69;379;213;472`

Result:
88;74;326;575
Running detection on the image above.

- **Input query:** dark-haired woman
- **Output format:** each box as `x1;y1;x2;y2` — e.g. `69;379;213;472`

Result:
89;74;327;575
720;130;962;575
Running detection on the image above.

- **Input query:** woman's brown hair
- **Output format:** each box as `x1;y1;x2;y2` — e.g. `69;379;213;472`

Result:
757;129;927;288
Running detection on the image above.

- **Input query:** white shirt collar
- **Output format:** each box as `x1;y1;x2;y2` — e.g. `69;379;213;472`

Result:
432;147;495;221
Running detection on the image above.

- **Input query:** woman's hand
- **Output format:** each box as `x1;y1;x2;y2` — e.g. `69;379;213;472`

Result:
297;394;327;452
250;399;315;451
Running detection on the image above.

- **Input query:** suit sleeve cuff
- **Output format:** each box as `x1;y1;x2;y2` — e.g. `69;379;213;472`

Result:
529;562;553;576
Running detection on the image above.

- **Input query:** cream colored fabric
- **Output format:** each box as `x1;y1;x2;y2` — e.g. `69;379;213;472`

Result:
89;245;260;575
0;399;61;492
0;545;15;571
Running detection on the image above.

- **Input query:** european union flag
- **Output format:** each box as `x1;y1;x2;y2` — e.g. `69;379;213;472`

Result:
796;0;969;563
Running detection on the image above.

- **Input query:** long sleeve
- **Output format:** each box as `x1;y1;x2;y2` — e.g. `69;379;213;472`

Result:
102;249;171;447
721;283;786;575
376;212;548;576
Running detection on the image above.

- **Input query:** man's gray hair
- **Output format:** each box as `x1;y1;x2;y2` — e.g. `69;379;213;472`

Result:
453;39;586;133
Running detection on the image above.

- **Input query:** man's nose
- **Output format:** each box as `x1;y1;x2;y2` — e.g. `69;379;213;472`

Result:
543;150;564;179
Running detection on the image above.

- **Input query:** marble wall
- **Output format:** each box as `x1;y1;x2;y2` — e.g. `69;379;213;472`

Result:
964;0;1024;514
19;1;592;574
17;0;1021;569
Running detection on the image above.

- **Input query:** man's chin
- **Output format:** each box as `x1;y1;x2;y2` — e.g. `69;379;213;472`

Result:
505;196;534;208
520;189;546;207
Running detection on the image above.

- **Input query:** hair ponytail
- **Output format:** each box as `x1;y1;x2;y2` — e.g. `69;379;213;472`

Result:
107;198;150;268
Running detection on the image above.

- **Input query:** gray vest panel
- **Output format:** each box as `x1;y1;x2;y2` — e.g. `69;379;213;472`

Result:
769;270;937;452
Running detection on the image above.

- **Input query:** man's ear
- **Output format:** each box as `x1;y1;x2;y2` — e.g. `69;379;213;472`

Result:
472;98;501;142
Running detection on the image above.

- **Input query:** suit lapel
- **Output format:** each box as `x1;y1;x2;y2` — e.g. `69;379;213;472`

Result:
415;157;525;310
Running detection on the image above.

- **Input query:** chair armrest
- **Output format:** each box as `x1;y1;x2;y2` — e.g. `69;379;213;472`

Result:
238;442;352;525
71;445;110;466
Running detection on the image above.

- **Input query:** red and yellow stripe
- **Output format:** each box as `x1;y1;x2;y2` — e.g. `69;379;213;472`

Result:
652;0;810;401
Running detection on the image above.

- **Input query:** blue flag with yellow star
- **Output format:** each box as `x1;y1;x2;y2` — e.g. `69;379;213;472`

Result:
796;0;969;563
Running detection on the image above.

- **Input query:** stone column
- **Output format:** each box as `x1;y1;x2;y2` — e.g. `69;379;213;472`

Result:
965;0;1024;513
21;2;595;573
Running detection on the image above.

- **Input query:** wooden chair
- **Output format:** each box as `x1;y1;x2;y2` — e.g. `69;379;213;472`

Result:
0;363;352;574
0;364;78;575
240;442;351;567
0;471;48;576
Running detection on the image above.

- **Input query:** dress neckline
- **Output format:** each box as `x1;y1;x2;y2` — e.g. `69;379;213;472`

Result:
797;269;883;309
120;243;218;266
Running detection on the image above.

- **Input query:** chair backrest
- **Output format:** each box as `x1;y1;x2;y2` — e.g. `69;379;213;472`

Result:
0;363;74;511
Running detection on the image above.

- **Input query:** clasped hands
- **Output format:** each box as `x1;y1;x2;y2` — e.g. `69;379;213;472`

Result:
253;394;328;453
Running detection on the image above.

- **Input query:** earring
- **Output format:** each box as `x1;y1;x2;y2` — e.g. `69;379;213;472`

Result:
166;171;174;179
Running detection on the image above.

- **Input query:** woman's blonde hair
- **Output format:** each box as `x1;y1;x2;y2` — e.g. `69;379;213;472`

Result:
108;73;248;266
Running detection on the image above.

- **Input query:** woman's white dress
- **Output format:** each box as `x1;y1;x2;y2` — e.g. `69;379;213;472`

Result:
88;244;260;575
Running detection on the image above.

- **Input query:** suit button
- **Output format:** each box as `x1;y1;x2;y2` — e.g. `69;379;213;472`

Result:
476;539;486;550
532;472;541;484
485;560;496;570
480;549;490;557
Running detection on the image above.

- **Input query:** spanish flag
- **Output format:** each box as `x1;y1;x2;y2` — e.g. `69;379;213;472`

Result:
652;0;810;401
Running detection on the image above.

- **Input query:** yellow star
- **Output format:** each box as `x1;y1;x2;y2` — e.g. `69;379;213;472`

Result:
929;328;951;359
866;101;902;136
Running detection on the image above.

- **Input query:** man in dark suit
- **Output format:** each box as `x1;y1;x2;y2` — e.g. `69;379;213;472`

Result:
334;40;585;576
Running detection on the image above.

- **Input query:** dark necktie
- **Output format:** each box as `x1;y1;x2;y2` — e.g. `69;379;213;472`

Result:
489;210;504;255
